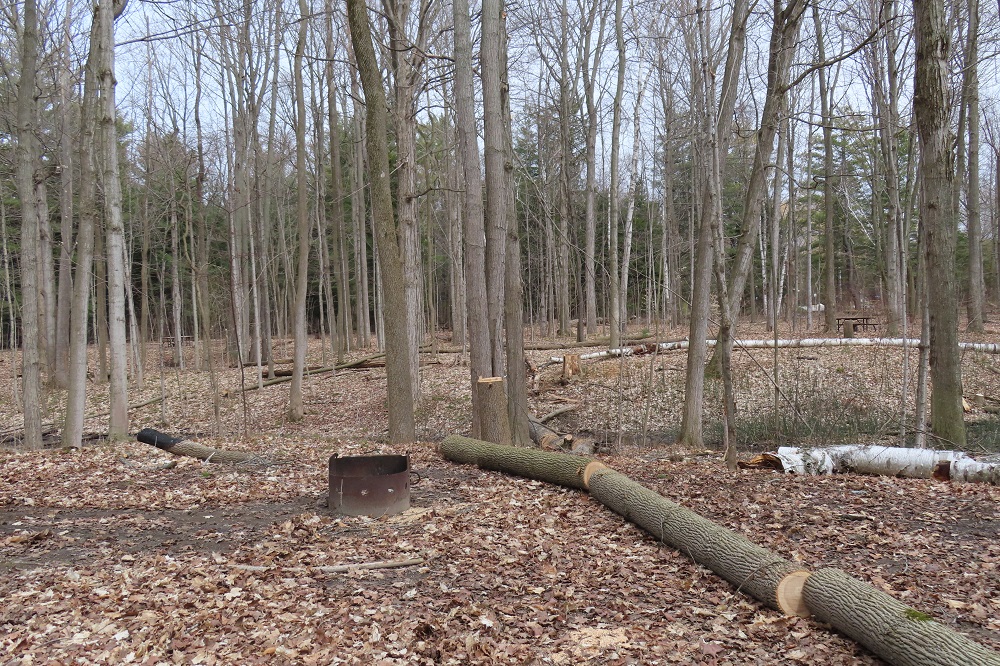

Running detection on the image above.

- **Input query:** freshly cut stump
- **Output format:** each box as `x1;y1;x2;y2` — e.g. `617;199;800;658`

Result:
802;568;1000;666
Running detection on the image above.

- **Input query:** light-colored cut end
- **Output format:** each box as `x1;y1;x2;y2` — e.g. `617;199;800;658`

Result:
582;461;608;489
776;570;812;617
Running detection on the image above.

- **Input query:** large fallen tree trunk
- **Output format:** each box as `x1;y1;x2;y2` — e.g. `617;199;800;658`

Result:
585;467;807;610
136;428;270;465
744;445;1000;485
803;568;1000;666
439;435;1000;665
440;435;805;611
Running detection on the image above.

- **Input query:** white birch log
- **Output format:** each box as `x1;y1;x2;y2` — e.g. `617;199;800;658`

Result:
547;338;1000;364
772;445;1000;484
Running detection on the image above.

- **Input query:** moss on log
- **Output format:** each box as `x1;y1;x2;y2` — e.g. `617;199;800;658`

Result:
439;435;593;490
587;468;806;611
802;568;1000;666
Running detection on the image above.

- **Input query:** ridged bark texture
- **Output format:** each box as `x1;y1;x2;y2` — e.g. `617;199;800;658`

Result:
802;568;1000;666
440;435;592;490
587;469;804;609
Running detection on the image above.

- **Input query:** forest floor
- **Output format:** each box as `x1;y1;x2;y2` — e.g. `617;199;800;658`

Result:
2;320;1000;664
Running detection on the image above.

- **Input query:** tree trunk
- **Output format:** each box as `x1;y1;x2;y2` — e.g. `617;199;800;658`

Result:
63;3;101;450
15;0;43;449
453;0;492;438
53;0;76;389
802;568;1000;666
440;436;806;611
963;0;984;332
288;0;310;421
98;0;130;438
914;0;965;448
345;0;416;443
814;6;839;332
477;377;513;447
607;0;625;349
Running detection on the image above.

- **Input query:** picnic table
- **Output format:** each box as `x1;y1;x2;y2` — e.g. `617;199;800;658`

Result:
835;315;879;335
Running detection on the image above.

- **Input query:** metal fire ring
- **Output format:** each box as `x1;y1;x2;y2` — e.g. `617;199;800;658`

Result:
328;454;411;517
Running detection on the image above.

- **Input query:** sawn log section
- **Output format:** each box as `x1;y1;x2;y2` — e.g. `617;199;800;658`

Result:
439;435;1000;666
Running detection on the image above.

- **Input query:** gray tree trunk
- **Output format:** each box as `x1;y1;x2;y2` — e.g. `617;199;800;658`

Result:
453;0;492;438
16;0;43;449
345;0;416;443
914;0;966;448
289;0;310;421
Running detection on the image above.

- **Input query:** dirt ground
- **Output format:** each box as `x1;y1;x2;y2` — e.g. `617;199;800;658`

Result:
2;323;1000;664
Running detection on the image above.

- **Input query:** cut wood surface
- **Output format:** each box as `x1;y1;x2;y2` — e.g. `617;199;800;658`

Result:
136;428;269;465
802;567;1000;666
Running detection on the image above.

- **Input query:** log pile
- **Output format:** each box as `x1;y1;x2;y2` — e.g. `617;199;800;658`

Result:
440;435;1000;666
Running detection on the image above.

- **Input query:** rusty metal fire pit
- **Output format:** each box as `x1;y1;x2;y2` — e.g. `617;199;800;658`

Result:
328;454;411;516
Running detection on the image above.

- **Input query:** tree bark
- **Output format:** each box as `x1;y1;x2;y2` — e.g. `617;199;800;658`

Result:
345;0;416;443
288;0;310;421
802;568;1000;666
477;377;513;447
453;0;492;439
914;0;965;448
15;0;43;449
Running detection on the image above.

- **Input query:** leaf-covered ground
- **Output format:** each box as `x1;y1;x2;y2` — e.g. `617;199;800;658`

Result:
2;325;1000;664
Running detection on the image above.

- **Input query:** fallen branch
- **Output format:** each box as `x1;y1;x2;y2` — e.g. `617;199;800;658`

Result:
316;558;424;574
231;558;425;575
227;353;387;395
136;428;272;465
538;404;578;423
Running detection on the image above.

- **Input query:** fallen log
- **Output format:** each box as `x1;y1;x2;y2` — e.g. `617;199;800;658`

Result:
439;436;805;611
136;428;270;465
440;436;1000;665
802;568;1000;666
546;337;1000;366
585;467;806;611
439;435;594;490
745;445;1000;485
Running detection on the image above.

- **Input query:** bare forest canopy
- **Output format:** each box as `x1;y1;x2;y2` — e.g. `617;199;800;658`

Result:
1;0;999;449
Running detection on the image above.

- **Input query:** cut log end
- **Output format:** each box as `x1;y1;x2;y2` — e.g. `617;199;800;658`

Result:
776;570;812;617
582;461;608;489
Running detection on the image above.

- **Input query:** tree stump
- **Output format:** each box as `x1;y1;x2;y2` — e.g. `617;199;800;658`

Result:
562;354;581;380
477;377;513;447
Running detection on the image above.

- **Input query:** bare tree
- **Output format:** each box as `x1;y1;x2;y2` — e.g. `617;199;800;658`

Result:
914;0;966;447
346;0;416;443
289;0;310;421
453;0;493;437
15;0;43;449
